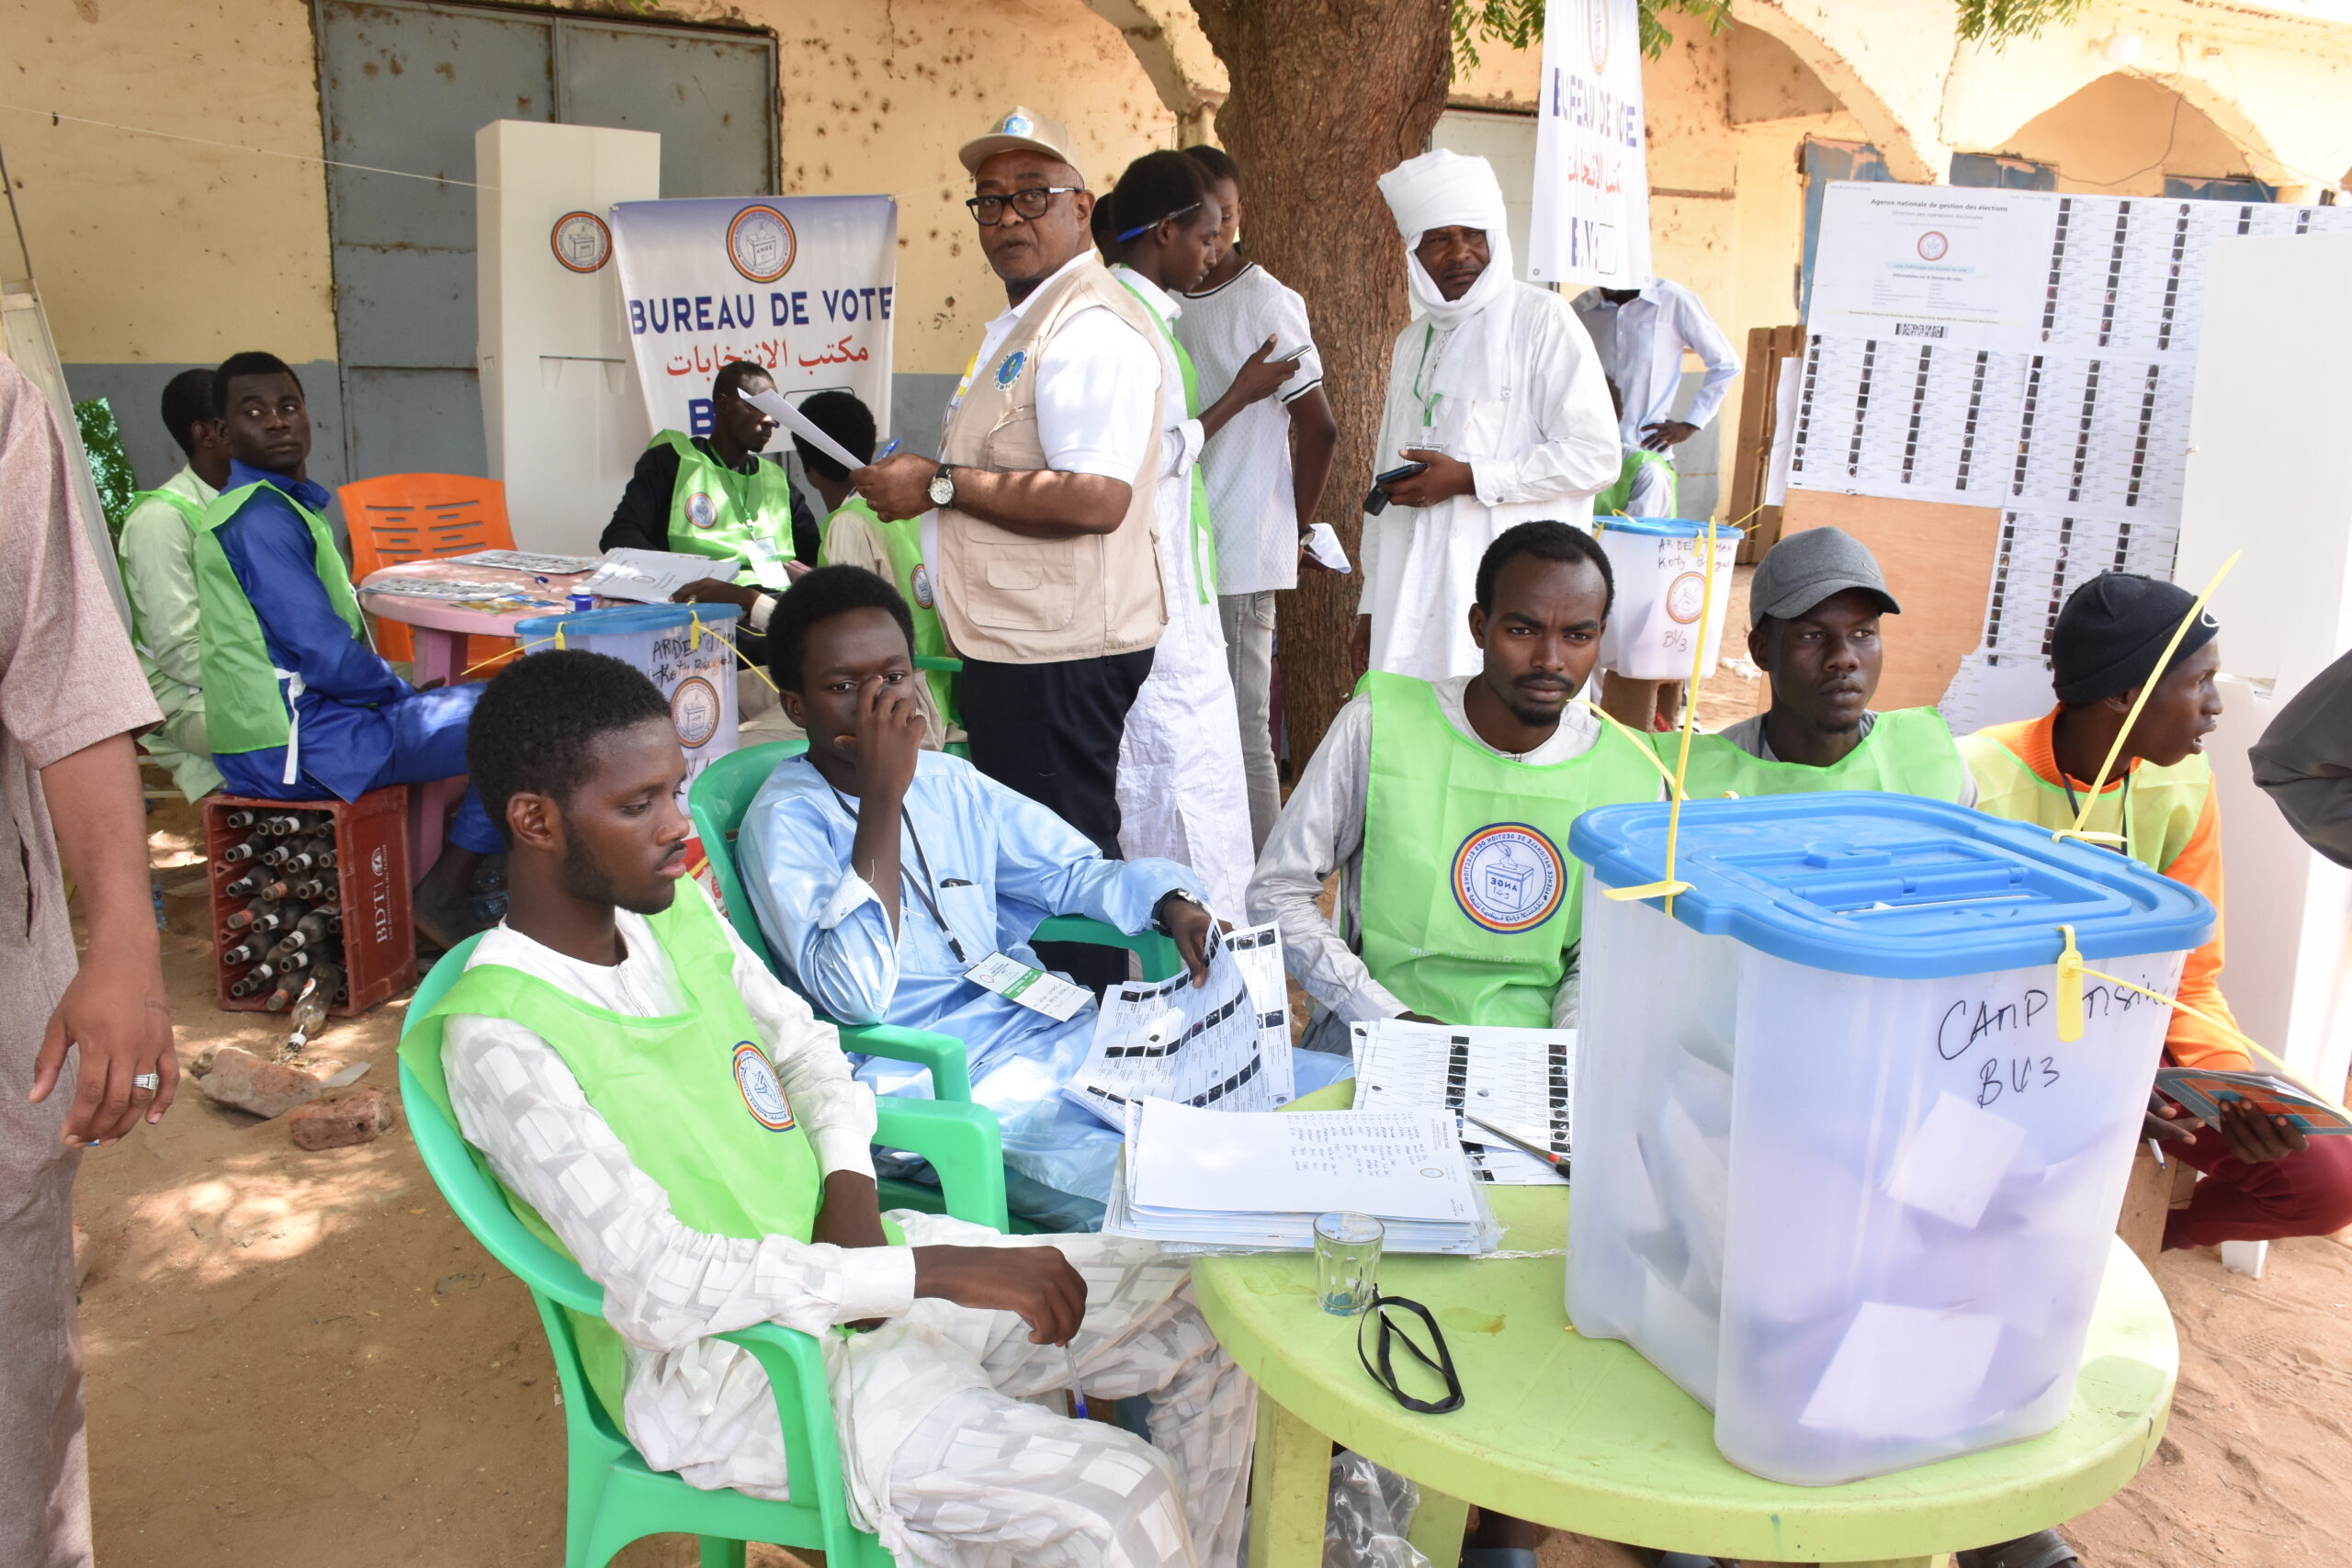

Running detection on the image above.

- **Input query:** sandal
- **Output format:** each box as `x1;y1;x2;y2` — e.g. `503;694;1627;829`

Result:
1956;1529;2081;1568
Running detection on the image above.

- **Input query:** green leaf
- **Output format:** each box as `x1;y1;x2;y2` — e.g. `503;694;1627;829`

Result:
74;397;138;547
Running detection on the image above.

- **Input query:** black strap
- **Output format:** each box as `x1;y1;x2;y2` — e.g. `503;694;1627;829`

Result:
826;784;967;964
2058;764;2134;862
1355;1292;1464;1415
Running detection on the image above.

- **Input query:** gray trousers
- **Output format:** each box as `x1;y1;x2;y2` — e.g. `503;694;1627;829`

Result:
1218;592;1281;854
2;1046;88;1568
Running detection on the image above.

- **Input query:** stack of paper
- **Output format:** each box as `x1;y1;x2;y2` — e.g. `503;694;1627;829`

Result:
1350;1019;1576;1184
1104;1098;1498;1254
578;548;734;604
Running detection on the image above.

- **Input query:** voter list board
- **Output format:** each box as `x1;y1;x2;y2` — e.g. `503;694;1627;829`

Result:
1788;184;2352;730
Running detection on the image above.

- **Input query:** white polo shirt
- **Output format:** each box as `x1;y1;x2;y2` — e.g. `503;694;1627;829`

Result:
1178;259;1325;595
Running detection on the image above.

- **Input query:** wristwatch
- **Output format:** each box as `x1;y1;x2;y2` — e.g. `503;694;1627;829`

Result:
1153;887;1206;935
928;462;957;509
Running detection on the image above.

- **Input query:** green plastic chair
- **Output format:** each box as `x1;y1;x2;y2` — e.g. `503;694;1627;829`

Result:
689;739;1181;988
399;932;1010;1568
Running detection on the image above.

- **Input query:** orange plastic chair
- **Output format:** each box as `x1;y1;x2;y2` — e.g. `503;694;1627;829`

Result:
338;473;519;673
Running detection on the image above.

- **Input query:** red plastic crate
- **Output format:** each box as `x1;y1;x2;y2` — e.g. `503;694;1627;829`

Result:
202;788;417;1017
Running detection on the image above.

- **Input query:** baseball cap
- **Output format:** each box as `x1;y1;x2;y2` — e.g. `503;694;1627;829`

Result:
1751;525;1901;624
958;107;1084;181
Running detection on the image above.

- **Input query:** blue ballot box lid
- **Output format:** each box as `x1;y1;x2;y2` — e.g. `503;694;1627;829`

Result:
514;602;741;646
1594;516;1747;540
1568;792;2214;979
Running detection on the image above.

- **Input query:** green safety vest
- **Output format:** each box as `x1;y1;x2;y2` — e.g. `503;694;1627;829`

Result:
1359;672;1662;1028
1114;273;1218;604
1593;447;1679;518
654;430;798;584
819;495;956;719
1959;722;2211;876
399;889;887;1423
1659;707;1970;803
120;486;206;661
190;480;370;761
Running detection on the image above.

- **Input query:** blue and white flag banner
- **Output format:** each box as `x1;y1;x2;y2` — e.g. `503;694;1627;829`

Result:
610;195;898;445
1529;0;1653;289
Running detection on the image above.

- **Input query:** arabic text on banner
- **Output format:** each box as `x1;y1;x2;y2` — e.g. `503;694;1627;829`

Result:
609;195;898;443
1529;0;1652;289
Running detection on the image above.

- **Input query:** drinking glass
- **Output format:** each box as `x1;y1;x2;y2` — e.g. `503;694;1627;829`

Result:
1314;1211;1385;1316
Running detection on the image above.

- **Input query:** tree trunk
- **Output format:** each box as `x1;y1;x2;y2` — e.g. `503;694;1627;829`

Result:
1190;0;1453;765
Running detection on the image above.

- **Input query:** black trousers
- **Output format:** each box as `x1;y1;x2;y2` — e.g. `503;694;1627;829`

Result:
959;648;1156;989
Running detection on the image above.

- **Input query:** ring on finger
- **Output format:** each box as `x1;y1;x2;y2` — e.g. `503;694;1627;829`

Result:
132;1072;160;1091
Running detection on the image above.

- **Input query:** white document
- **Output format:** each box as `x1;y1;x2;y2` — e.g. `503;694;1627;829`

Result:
963;952;1091;1021
1882;1091;2027;1230
741;387;865;473
1127;1100;1481;1224
1302;522;1352;575
1799;1301;2002;1438
1350;1018;1575;1184
1805;184;2055;354
356;576;563;606
577;548;731;605
1068;921;1295;1124
444;549;600;575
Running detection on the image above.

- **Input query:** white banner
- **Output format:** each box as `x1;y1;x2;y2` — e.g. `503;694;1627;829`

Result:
1528;0;1652;289
610;195;898;446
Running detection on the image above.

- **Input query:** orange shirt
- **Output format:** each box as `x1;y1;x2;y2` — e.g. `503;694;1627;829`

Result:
1969;710;2244;1070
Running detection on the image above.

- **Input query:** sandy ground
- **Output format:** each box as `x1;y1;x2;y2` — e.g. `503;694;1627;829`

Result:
74;655;2352;1567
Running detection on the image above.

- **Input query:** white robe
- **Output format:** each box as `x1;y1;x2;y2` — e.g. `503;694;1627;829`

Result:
1112;267;1258;919
1358;281;1621;681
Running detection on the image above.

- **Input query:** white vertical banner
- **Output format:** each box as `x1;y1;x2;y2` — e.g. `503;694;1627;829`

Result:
609;195;898;445
1528;0;1653;289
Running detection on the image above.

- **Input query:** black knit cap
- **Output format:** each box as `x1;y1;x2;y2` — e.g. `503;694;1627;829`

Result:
2050;572;2220;705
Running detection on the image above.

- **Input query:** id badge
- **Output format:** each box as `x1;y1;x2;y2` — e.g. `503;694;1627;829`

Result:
964;952;1091;1021
744;536;794;591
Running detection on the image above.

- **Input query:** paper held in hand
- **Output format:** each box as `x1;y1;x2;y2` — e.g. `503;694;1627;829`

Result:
1066;921;1296;1125
1351;1018;1577;1184
1102;1098;1498;1254
1302;522;1352;574
740;387;865;473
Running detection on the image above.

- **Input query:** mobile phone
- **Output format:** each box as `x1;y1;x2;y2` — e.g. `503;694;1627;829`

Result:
1275;344;1313;363
1363;460;1430;517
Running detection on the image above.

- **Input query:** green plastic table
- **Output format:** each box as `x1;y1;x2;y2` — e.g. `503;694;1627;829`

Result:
1190;1084;2177;1568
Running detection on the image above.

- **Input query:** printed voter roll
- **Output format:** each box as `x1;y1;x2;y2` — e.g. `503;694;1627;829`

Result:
1350;1018;1576;1184
1067;922;1297;1125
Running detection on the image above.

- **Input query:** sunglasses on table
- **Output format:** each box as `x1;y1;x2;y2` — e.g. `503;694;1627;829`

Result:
965;186;1083;224
1355;1292;1464;1415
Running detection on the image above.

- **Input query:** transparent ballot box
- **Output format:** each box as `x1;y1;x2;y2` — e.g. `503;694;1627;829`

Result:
1566;793;2211;1484
1593;516;1743;682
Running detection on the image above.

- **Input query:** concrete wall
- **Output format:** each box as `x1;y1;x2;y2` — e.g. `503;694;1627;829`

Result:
7;0;2346;489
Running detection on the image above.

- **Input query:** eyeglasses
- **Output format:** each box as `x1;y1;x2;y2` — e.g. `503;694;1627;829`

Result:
1355;1292;1464;1415
965;186;1082;225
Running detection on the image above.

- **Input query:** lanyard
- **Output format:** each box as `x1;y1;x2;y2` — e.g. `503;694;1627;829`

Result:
826;784;967;962
2058;765;2135;864
1410;323;1442;431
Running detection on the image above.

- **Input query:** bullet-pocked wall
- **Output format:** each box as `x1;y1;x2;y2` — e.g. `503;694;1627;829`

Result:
3;0;1178;487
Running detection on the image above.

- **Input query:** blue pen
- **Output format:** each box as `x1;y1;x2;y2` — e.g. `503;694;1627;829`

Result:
877;436;902;459
1065;1344;1088;1419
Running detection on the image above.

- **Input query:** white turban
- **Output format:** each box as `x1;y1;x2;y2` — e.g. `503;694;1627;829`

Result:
1377;149;1513;328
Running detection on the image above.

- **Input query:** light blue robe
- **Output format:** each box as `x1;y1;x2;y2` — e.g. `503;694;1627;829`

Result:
739;750;1191;1228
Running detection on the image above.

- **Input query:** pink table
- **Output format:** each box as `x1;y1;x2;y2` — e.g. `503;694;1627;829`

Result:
358;560;595;866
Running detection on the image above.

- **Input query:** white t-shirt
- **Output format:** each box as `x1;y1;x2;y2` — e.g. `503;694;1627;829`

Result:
1178;259;1324;595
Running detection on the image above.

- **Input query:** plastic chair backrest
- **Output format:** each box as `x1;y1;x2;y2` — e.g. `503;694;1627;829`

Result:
689;739;809;966
337;474;516;662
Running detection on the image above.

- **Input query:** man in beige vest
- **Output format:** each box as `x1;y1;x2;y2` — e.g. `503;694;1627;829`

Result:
854;110;1176;970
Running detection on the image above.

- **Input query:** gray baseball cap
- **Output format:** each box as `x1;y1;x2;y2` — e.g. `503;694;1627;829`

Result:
1751;525;1901;624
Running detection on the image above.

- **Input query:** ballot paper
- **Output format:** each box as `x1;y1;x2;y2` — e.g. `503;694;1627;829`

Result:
1350;1019;1575;1184
356;576;565;610
1302;522;1352;574
741;387;865;473
444;549;600;575
1067;921;1295;1125
1103;1098;1498;1254
577;549;731;605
